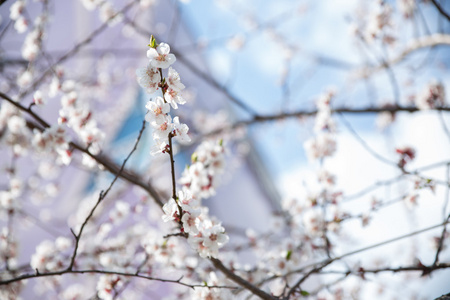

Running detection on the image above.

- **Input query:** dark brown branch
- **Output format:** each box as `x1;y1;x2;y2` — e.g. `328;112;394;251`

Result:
431;0;450;22
0;268;238;290
209;258;277;300
167;133;184;224
167;133;177;200
323;262;450;277
285;260;334;299
0;91;164;207
204;105;450;137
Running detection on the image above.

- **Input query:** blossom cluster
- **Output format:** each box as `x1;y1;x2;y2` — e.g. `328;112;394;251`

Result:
136;39;191;154
364;0;396;44
97;274;124;300
32;125;72;165
416;80;446;110
30;237;72;272
58;88;105;155
180;140;226;199
9;0;29;33
137;38;228;259
304;90;337;161
0;102;32;156
162;141;229;258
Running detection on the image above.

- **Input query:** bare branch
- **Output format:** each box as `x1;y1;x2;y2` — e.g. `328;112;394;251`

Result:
66;120;147;271
0;268;238;290
430;0;450;22
209;257;277;300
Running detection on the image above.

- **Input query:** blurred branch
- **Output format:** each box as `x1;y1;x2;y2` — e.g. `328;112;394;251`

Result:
203;105;450;137
260;220;450;287
337;112;398;167
18;1;137;100
0;91;164;208
323;262;450;277
361;34;450;75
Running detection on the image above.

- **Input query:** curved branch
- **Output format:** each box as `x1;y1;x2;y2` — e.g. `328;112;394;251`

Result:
360;34;450;76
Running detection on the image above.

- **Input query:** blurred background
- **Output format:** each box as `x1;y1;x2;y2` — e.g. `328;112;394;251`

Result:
1;0;450;299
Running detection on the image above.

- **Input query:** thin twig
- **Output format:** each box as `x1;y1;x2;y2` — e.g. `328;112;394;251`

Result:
67;120;146;271
337;112;398;167
203;105;450;138
0;268;238;290
430;0;450;22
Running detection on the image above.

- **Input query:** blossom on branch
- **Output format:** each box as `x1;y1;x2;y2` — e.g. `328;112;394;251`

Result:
136;64;161;94
147;43;176;69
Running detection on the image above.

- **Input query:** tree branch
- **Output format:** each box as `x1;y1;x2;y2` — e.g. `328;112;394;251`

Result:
0;268;238;290
203;105;450;138
0;91;164;207
209;257;277;300
430;0;450;22
67;120;147;271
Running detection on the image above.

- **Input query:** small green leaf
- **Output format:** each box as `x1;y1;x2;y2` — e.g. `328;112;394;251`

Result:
148;35;157;48
202;281;208;286
286;250;292;261
300;290;310;296
219;139;223;146
191;152;198;163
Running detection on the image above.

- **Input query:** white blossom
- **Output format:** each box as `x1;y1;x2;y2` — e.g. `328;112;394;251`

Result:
136;64;161;94
10;0;26;21
172;116;190;143
147;43;176;69
167;67;185;91
145;96;170;124
416;80;446;110
33;90;45;105
162;198;179;222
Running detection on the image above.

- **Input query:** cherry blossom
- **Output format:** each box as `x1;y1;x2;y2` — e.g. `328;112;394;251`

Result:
145;96;170;124
9;0;26;21
147;43;176;69
136;64;161;94
164;85;186;109
181;205;201;234
162;198;179;223
172;116;191;143
416;80;446;110
167;67;185;91
33;90;45;105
